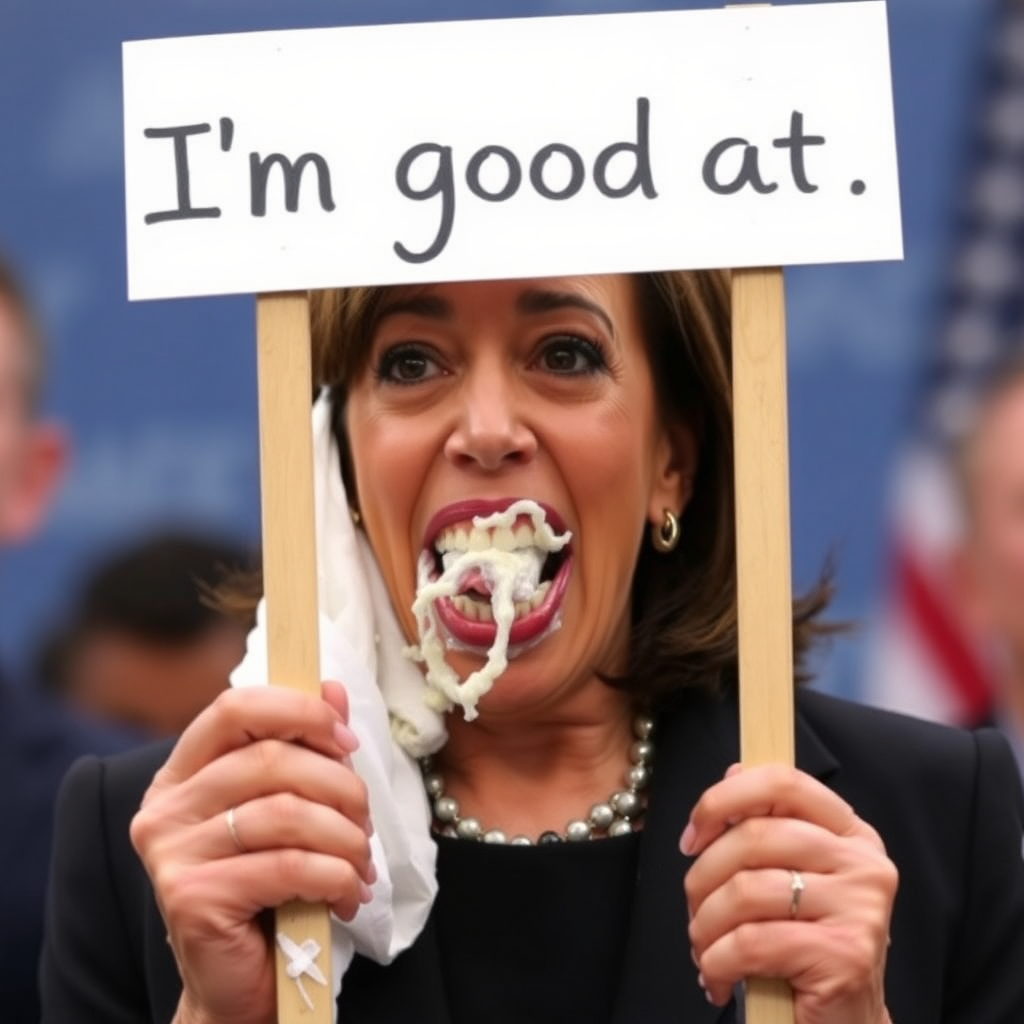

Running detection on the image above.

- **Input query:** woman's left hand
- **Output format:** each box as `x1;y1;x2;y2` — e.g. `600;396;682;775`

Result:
682;764;897;1024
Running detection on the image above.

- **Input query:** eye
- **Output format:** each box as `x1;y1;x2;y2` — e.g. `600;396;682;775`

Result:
375;343;444;385
536;335;608;376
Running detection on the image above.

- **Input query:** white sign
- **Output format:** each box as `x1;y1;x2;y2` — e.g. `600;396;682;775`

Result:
122;1;901;301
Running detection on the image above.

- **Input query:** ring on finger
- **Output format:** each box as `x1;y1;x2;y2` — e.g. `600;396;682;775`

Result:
226;805;248;854
788;869;805;919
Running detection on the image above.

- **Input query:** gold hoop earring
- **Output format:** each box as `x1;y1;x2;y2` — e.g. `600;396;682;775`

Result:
651;508;679;553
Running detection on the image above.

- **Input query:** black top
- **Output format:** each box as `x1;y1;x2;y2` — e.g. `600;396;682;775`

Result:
40;687;1024;1024
434;833;641;1024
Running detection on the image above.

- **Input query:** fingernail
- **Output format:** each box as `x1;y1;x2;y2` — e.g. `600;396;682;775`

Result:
334;721;360;752
366;860;378;885
364;816;375;837
359;881;373;904
697;972;705;989
725;762;743;777
680;822;696;856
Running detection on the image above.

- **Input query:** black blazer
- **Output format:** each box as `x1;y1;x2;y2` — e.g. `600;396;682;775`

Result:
41;688;1024;1024
0;680;137;1024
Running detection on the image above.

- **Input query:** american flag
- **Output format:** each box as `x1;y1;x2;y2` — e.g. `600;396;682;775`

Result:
865;0;1024;725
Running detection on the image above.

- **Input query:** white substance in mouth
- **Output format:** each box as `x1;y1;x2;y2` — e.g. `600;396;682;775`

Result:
404;499;571;720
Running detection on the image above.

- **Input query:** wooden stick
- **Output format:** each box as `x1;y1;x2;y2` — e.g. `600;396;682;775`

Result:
731;267;796;1024
256;292;333;1024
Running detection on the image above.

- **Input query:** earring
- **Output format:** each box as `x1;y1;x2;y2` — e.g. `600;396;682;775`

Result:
350;507;362;526
651;508;679;553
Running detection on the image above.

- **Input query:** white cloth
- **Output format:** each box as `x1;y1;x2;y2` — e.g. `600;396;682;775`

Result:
231;393;446;1012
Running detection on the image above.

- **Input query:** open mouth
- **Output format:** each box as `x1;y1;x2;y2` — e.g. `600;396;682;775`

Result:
421;498;573;649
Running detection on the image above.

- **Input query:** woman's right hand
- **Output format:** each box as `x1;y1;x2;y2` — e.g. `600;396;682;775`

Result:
129;680;375;1024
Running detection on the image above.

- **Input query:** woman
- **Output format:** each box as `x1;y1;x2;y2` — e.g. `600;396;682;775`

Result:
42;271;1024;1023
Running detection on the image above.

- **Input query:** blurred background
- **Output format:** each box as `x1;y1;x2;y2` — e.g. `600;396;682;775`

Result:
0;0;1018;724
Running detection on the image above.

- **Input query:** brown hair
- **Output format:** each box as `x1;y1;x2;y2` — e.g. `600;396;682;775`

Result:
0;253;45;414
308;271;836;703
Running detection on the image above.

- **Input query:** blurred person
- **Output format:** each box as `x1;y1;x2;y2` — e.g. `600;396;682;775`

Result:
954;358;1024;778
0;252;138;1023
36;531;255;735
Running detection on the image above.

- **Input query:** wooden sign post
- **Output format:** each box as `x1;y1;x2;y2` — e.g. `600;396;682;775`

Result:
733;266;796;1023
121;6;900;1022
255;293;333;1022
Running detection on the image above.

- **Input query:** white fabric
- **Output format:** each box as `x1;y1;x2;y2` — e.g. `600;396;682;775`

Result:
231;393;447;1013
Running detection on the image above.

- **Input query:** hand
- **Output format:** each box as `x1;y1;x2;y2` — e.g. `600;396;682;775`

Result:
130;681;375;1024
681;764;897;1024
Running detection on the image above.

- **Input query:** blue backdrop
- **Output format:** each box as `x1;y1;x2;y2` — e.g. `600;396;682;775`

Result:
0;0;993;697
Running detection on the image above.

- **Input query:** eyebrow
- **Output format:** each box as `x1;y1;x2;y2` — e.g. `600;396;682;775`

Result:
516;288;615;337
374;287;615;337
375;293;452;323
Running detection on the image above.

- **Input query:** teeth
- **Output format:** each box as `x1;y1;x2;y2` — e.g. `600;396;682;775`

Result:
452;580;551;623
492;527;516;551
451;594;493;621
435;520;557;554
514;523;533;547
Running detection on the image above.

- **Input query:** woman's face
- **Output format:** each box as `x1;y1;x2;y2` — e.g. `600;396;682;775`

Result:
344;275;691;718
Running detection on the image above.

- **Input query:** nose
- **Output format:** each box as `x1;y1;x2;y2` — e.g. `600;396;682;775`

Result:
444;361;538;472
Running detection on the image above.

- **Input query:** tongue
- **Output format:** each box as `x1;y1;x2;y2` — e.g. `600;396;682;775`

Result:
457;568;491;596
441;547;547;601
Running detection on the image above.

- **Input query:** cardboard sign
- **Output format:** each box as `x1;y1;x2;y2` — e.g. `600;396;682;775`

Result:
122;1;901;301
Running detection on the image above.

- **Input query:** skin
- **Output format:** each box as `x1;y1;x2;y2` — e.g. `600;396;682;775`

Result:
344;275;691;833
132;275;895;1024
958;376;1024;729
683;764;896;1024
131;682;373;1024
67;622;247;735
0;296;65;541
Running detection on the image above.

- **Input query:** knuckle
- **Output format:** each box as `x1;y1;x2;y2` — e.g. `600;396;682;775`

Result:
268;792;304;838
687;917;702;950
731;922;763;962
129;808;155;854
254;738;288;777
860;819;887;850
877;858;899;898
729;869;759;910
152;862;190;915
208;688;244;729
742;814;771;847
774;768;803;805
683;867;700;906
276;847;307;882
696;789;722;824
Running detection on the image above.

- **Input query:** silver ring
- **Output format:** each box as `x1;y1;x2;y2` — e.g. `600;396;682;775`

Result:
225;805;248;853
788;869;805;919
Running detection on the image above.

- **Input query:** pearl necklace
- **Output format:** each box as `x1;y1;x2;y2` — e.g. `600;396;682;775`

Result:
418;714;655;846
